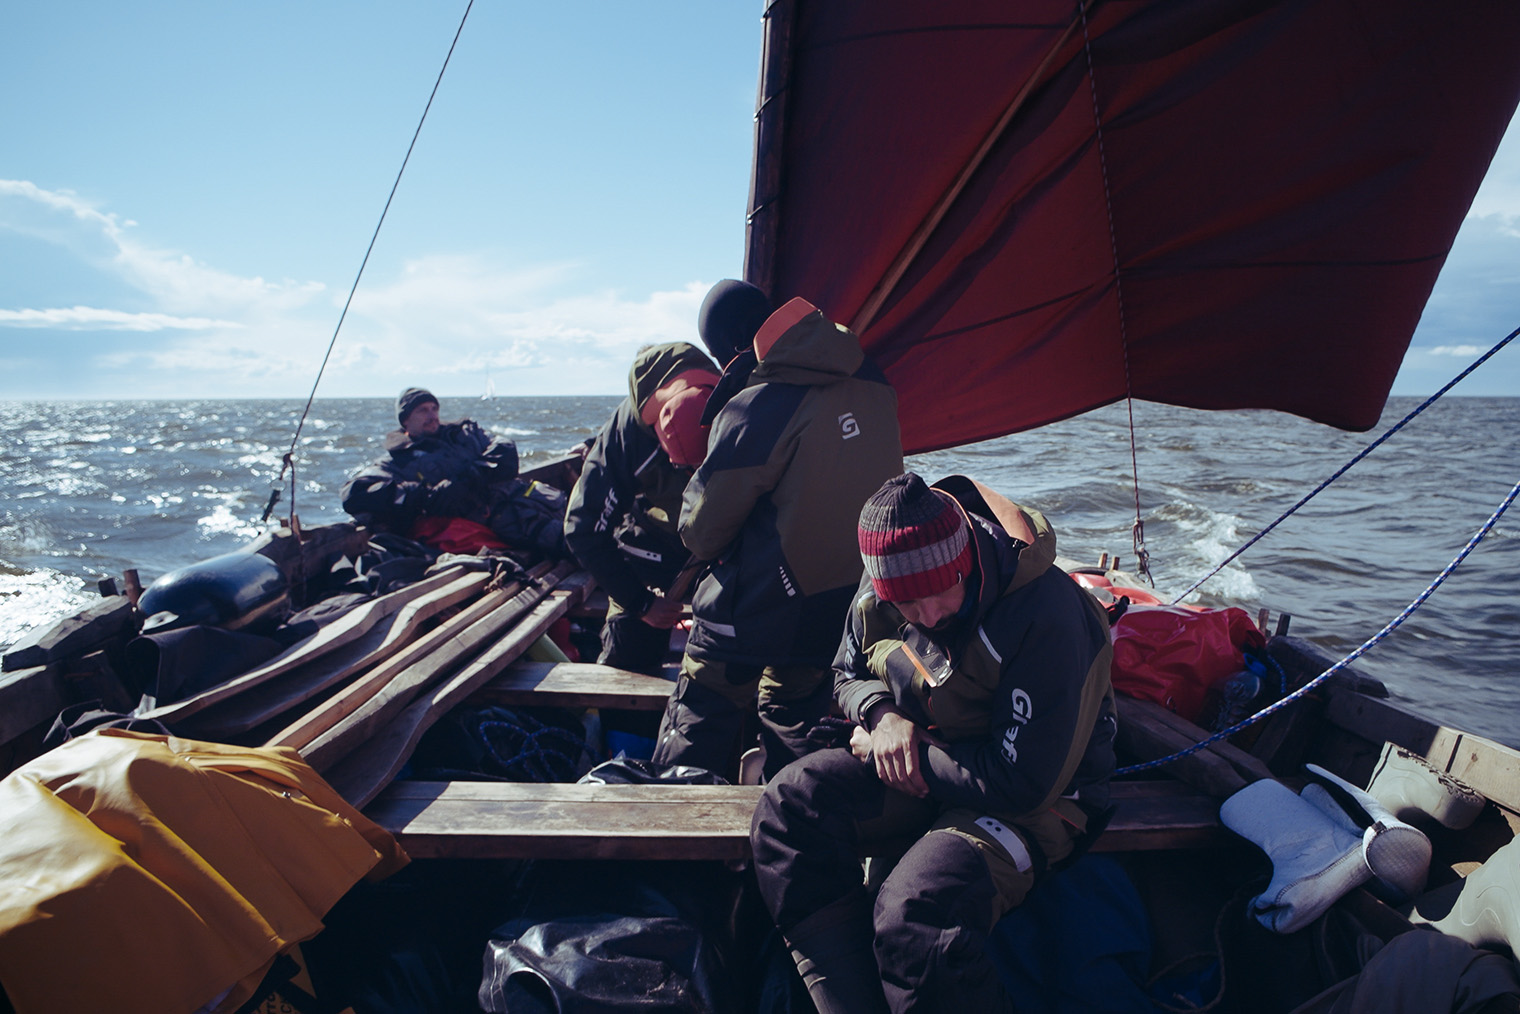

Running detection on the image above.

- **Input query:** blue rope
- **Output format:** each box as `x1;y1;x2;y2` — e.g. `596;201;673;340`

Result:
1169;326;1519;605
1117;475;1520;777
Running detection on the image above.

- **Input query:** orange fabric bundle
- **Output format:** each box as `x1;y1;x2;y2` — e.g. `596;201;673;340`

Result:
0;729;408;1014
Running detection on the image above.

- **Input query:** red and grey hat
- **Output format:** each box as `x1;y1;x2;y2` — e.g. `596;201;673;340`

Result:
858;473;972;603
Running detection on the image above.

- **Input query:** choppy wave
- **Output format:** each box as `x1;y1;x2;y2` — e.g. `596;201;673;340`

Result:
2;394;1517;746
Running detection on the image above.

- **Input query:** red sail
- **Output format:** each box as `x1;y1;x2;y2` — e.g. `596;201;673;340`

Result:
745;1;1520;453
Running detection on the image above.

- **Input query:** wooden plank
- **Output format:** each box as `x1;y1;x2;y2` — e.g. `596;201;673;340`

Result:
470;660;676;711
1440;733;1520;815
175;570;491;739
1093;780;1230;853
267;582;523;750
0;665;63;747
367;781;763;860
1119;697;1274;783
322;570;595;807
2;596;138;672
299;564;568;773
142;564;471;723
366;775;1226;861
1322;685;1520;813
1113;695;1261;798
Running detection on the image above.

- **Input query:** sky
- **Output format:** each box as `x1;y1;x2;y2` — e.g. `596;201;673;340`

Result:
2;2;1517;403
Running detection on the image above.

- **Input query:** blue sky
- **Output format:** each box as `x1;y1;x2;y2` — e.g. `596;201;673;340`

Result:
3;2;1517;402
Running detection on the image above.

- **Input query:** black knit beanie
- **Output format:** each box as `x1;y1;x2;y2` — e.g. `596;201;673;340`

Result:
397;387;438;425
697;279;773;366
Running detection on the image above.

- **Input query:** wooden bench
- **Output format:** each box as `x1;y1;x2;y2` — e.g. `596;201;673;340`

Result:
365;778;1229;862
469;660;677;712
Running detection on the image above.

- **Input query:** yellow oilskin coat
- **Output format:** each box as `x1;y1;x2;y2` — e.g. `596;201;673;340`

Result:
0;729;407;1014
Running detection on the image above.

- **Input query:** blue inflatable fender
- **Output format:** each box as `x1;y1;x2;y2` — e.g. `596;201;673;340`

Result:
139;550;290;634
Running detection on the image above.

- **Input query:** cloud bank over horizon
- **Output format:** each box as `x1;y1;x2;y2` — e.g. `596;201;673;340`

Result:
0;179;712;399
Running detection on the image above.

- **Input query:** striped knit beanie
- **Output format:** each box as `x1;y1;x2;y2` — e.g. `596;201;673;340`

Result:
858;473;972;602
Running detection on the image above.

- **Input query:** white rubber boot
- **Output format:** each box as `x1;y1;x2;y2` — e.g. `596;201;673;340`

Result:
1414;835;1520;954
1305;763;1432;903
1366;743;1486;831
1221;779;1370;933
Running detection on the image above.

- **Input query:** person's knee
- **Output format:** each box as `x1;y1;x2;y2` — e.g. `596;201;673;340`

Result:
874;830;999;940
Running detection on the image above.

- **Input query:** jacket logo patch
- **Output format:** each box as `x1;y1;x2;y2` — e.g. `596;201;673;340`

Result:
778;565;797;597
838;412;860;440
1001;689;1033;763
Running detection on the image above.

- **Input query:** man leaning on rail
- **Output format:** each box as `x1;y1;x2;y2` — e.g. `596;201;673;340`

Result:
750;472;1117;1013
340;387;566;558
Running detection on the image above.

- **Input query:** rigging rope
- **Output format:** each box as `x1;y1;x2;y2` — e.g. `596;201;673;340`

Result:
1116;472;1520;777
1077;0;1153;586
261;0;477;524
1169;324;1519;604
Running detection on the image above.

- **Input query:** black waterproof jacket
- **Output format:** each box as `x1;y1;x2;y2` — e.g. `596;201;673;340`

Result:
563;343;716;616
832;476;1117;820
680;307;902;667
340;419;517;533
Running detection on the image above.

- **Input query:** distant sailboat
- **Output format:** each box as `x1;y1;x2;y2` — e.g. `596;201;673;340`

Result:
481;375;496;400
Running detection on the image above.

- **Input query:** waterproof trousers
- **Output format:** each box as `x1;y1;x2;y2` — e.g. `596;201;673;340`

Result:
597;602;672;678
752;748;1086;1013
651;655;832;781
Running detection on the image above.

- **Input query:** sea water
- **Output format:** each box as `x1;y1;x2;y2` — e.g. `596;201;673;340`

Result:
1;395;1516;747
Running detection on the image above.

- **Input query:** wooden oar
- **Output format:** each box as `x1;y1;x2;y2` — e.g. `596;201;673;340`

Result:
141;564;471;723
175;569;491;739
300;562;574;774
264;563;551;750
325;568;594;807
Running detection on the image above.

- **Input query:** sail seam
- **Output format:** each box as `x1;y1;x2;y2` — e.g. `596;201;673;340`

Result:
1077;1;1151;584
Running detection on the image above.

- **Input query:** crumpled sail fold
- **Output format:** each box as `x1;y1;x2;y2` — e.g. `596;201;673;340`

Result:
747;0;1520;452
0;729;408;1014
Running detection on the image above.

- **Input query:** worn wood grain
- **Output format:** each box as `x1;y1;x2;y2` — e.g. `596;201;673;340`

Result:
267;582;522;750
0;665;63;747
175;570;490;739
368;782;764;861
365;776;1227;861
1114;695;1262;797
2;596;138;672
322;569;594;807
469;660;676;712
299;565;568;773
143;564;470;723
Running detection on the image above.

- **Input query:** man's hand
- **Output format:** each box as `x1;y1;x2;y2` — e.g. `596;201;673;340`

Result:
425;479;482;520
863;705;936;798
640;593;684;629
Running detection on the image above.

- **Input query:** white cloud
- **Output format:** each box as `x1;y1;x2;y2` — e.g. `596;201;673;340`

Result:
0;306;241;331
1467;109;1520;225
0;179;714;397
0;179;325;316
1427;345;1486;357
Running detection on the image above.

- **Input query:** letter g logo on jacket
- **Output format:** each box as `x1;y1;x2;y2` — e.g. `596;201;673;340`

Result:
838;412;860;439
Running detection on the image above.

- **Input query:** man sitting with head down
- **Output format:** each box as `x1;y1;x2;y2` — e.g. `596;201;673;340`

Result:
750;472;1117;1014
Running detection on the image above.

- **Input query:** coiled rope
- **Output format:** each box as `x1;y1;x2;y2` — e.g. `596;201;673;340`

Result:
1168;325;1519;605
1116;473;1520;777
261;0;477;524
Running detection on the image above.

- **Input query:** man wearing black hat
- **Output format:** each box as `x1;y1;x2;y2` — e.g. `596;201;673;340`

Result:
341;388;564;557
750;472;1117;1014
652;297;903;781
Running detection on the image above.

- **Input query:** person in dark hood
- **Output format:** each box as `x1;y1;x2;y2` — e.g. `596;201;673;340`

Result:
340;387;566;558
696;279;773;426
749;473;1117;1014
651;298;903;780
563;343;720;675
